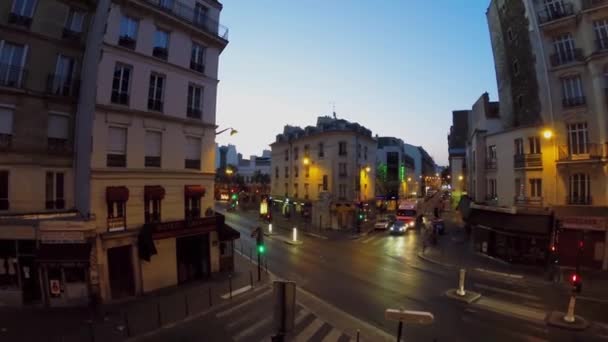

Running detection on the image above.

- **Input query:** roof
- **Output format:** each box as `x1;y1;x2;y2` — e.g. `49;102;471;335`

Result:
272;115;374;145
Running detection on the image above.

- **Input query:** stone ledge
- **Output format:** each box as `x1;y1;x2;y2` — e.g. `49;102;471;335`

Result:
546;311;589;331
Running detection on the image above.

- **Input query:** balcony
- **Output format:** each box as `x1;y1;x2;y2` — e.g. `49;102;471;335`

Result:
145;156;161;167
62;28;82;41
107;216;126;232
583;0;608;10
550;49;584;67
485;159;497;170
557;143;604;162
514;196;543;207
45;199;65;210
0;134;12;150
338;173;348;178
152;47;168;60
47;138;72;155
147;99;163;112
185;159;201;169
118;35;136;49
187;107;201;119
537;3;574;24
142;0;229;41
111;91;129;105
567;195;592;205
0;64;27;88
107;154;126;167
562;96;586;108
8;12;32;28
190;61;205;73
46;74;80;97
514;153;542;169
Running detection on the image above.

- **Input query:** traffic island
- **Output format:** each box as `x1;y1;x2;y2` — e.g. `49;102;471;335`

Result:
444;289;481;304
546;311;589;331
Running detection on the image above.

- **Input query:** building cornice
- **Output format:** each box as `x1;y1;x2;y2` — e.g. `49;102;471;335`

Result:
96;104;217;130
0;24;86;53
91;168;215;178
270;130;376;147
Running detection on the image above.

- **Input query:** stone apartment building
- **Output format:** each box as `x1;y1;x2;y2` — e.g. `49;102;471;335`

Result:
465;0;608;269
447;110;469;206
270;116;376;230
375;137;416;211
402;143;437;196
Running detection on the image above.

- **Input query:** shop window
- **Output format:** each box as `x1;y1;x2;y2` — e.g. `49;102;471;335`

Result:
107;200;126;232
64;267;85;283
145;198;161;223
0;240;17;287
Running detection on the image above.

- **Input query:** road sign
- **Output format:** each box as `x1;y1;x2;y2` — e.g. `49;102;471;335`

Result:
385;309;434;325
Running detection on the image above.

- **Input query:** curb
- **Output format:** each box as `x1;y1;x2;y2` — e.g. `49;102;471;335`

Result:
444;289;482;304
472;268;524;280
546;311;590;331
416;251;455;268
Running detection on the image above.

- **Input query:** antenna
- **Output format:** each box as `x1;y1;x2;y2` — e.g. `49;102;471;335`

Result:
330;101;337;119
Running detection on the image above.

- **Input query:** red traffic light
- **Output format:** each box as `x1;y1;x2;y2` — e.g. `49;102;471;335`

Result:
571;274;578;283
550;245;556;252
578;241;584;249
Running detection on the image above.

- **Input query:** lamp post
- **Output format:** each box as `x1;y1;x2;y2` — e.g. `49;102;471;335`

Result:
542;128;557;205
215;127;238;136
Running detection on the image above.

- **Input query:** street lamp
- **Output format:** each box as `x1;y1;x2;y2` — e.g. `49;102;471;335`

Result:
458;175;463;181
225;168;234;175
215;127;238;136
365;166;371;173
303;157;310;165
543;129;554;140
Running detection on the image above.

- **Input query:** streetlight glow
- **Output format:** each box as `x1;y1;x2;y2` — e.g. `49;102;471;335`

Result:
225;168;234;175
365;166;371;173
458;175;464;181
303;157;310;165
543;129;553;140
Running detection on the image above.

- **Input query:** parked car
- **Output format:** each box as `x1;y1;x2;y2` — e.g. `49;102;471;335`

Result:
374;216;390;230
389;220;408;235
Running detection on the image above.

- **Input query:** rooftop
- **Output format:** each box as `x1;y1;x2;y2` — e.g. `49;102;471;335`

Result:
273;115;374;144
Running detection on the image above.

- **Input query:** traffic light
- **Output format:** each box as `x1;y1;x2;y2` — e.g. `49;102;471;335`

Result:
570;273;582;294
231;194;238;200
256;231;265;254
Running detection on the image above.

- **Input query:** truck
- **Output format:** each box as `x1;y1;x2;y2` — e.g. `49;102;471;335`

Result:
396;199;421;230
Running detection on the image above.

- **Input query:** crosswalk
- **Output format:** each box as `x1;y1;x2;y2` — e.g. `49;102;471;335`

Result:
214;285;352;342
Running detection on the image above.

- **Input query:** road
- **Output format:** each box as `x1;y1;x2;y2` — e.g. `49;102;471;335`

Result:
220;204;608;341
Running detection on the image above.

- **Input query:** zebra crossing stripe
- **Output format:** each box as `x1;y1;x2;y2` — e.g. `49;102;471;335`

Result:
295;318;324;341
216;288;272;318
233;316;273;341
321;327;345;342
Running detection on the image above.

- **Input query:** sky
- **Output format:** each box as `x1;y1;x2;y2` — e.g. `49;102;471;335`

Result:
215;0;498;166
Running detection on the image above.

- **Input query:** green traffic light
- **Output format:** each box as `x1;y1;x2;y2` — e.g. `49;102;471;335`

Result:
231;194;237;200
257;245;265;254
359;214;364;220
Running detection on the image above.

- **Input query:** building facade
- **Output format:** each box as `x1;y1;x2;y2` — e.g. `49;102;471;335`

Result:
375;137;416;211
270;116;376;230
402;143;437;196
448;110;470;206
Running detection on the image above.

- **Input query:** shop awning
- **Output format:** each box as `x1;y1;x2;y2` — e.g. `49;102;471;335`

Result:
106;186;129;202
468;209;552;236
553;206;608;231
36;243;91;263
185;185;205;198
218;224;240;241
144;185;165;200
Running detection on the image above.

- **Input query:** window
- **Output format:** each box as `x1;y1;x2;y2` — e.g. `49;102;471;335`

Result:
119;16;138;49
275;166;279;179
293;147;299;160
364;146;368;160
0;171;8;210
111;64;131;105
107;127;127;167
64;8;84;37
338;141;347;156
47;114;70;153
514;138;524;155
145;196;161;224
487;179;497;199
338;184;346;199
187;84;203;119
530;179;542;198
285;149;289;161
294;166;299;178
561;76;585;107
515;178;523;198
304;183;309;199
184;188;201;219
305;165;310;178
194;3;208;26
322;175;328;191
318;142;324;158
512;59;519;75
293;183;298;198
0;42;27;88
594;19;608;50
338;163;347;177
529;136;541;154
145;131;161;167
185;136;201;169
50;55;76;96
553;33;575;64
153;29;169;60
284;183;289;197
0;108;14;149
107;200;126;232
567;122;589;155
357;143;361;158
159;0;174;10
45;172;64;210
569;173;590;204
190;42;205;73
284;166;289;178
487;145;497;160
148;73;164;112
304;145;310;158
9;0;36;27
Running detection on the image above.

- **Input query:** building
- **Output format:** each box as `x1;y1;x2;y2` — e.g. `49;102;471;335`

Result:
403;143;437;196
238;153;271;184
466;0;608;269
448;110;470;205
270;115;376;230
0;0;98;307
74;0;236;303
375;137;416;211
215;144;238;170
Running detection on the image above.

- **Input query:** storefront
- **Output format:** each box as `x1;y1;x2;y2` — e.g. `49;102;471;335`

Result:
330;202;355;230
218;222;240;272
0;238;39;306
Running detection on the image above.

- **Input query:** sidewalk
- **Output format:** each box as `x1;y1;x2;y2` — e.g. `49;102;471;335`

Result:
0;254;270;342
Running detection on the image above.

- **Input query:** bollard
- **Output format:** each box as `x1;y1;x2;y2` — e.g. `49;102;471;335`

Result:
293;227;297;242
184;293;189;316
269;223;272;234
89;321;95;342
457;269;466;296
157;301;162;328
123;311;131;337
229;275;233;300
563;295;576;323
265;257;268;274
208;287;213;307
249;247;252;261
356;329;360;342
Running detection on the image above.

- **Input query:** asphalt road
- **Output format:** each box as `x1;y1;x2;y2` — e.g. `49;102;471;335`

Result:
221;205;608;341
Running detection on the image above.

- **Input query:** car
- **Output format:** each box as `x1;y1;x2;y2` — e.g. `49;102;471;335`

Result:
374;217;390;230
389;221;409;235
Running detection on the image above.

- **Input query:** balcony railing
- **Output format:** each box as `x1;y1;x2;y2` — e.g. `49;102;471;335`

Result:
583;0;608;10
187;107;201;119
47;138;73;154
557;143;604;161
62;28;82;41
537;3;574;24
46;74;80;97
107;216;126;232
562;96;586;108
8;12;32;28
190;61;205;73
143;0;229;40
45;199;65;210
514;153;542;168
118;35;136;49
153;47;168;60
0;64;27;88
567;195;592;205
107;154;126;167
514;196;543;207
185;159;201;169
485;159;497;170
550;49;584;67
147;99;163;112
0;133;12;150
145;156;161;167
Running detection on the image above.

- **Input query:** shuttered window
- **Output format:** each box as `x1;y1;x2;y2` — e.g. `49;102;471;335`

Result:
145;131;161;157
108;127;127;155
0;108;13;134
47;114;69;139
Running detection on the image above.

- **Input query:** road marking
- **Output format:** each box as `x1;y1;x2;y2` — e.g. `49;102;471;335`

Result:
322;328;345;342
473;283;540;301
295;308;310;325
220;285;252;299
474;297;546;323
474;267;524;279
216;288;271;318
296;318;324;341
233;316;273;341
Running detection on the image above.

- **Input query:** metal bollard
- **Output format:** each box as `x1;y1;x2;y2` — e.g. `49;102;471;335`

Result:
157;301;162;327
208;287;213;307
184;293;189;316
123;311;131;337
265;257;268;274
229;275;233;300
457;268;466;296
356;329;360;342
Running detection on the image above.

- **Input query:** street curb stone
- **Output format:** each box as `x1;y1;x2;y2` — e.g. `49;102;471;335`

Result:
444;289;482;304
546;311;590;331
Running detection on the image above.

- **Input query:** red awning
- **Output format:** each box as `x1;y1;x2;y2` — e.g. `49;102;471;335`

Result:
185;185;205;197
106;186;129;202
144;185;166;200
36;243;91;263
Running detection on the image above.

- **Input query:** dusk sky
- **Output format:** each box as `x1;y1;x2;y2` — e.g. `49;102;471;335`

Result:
215;0;498;166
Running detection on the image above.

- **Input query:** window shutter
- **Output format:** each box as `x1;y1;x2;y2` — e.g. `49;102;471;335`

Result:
186;136;201;160
108;127;127;154
47;114;69;139
145;131;162;157
0;108;14;134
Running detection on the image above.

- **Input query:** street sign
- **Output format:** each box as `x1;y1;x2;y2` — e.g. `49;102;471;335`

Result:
273;281;296;334
385;309;434;325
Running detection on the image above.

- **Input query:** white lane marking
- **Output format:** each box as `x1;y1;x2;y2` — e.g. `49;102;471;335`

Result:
216;288;271;318
233;316;273;341
220;285;252;299
474;283;540;301
294;308;311;325
474;268;524;279
474;297;546;323
295;318;324;341
321;328;344;342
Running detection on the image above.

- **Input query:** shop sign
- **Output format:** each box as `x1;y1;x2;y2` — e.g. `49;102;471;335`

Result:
50;279;61;296
561;217;606;231
40;231;86;244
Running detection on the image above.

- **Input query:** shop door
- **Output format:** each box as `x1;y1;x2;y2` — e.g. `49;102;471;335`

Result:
20;257;40;303
107;246;135;299
177;235;210;284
